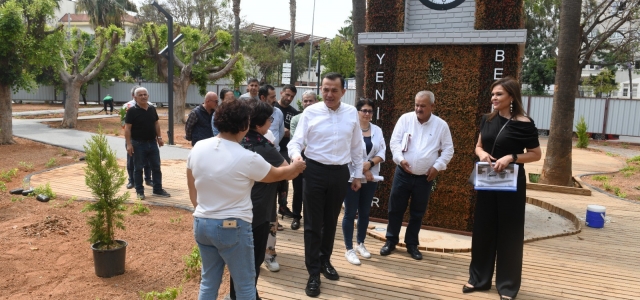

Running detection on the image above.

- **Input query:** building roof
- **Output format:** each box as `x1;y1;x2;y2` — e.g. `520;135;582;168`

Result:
58;13;138;24
242;23;327;46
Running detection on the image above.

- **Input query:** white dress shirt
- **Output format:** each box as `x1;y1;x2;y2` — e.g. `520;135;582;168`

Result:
288;102;365;178
348;123;386;181
390;112;454;175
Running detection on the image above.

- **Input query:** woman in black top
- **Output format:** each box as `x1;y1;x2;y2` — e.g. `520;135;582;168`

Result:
463;77;542;300
229;100;287;300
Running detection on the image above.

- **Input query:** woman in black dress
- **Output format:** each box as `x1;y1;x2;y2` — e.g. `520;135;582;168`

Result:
463;77;542;300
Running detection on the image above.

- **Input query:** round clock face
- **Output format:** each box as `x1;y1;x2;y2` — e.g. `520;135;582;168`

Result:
419;0;466;10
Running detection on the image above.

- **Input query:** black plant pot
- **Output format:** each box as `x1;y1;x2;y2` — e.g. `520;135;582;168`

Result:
91;240;127;278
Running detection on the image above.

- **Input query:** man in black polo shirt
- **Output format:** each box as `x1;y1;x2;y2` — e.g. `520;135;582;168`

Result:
124;87;171;200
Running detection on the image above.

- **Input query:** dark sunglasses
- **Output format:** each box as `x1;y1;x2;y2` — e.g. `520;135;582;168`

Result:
359;109;373;114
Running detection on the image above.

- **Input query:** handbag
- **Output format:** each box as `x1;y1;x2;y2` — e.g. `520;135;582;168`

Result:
468;119;511;186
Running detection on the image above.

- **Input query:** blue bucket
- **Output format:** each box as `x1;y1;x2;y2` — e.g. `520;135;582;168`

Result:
585;205;606;228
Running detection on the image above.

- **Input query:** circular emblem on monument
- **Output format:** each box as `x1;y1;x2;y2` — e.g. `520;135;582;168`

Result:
419;0;465;10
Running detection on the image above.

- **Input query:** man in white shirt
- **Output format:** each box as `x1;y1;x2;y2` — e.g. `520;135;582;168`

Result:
238;78;260;101
379;91;454;261
288;72;364;298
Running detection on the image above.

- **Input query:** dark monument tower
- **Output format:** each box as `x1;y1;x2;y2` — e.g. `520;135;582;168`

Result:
359;0;526;232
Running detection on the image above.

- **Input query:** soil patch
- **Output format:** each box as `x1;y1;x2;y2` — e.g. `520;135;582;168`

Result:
42;108;194;149
0;137;228;299
581;156;640;202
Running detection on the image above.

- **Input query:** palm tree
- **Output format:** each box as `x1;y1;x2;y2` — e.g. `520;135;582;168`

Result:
233;0;240;53
289;0;296;85
76;0;137;29
539;0;583;186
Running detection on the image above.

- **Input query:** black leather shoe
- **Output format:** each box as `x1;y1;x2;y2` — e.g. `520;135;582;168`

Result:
126;182;134;189
145;180;154;187
462;284;490;294
379;241;396;256
320;260;339;280
291;218;300;230
406;245;422;260
305;274;321;297
278;206;294;218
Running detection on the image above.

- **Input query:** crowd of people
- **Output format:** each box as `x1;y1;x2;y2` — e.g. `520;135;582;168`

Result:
124;74;540;300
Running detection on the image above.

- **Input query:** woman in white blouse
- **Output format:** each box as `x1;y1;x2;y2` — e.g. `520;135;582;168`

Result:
342;98;386;265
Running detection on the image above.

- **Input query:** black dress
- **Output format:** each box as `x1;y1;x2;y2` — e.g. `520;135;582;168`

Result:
468;115;540;298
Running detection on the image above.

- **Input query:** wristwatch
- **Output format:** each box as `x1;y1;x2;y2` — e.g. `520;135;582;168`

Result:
512;153;518;163
368;160;375;169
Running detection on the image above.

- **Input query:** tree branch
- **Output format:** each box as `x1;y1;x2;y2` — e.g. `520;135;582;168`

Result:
206;55;240;81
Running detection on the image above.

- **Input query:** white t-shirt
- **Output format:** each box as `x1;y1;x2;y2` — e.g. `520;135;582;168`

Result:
187;137;272;223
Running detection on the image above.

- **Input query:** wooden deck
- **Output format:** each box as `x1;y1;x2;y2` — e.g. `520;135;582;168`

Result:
30;155;640;300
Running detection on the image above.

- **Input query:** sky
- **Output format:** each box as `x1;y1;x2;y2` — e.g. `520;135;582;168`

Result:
239;0;352;39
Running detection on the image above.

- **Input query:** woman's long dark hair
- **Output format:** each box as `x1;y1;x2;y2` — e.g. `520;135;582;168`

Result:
487;76;526;121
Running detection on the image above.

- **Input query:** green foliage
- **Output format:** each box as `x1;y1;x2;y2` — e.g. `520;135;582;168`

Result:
320;38;355;78
170;215;183;223
627;156;640;163
606;152;618;157
139;286;182;300
11;196;24;202
0;168;18;182
575;116;589;148
19;161;34;171
45;158;57;168
521;0;559;95
183;246;202;280
0;181;6;192
76;0;137;29
582;68;617;97
131;200;150;215
242;33;284;84
52;196;76;208
592;175;610;181
33;182;56;199
81;131;129;248
58;148;69;156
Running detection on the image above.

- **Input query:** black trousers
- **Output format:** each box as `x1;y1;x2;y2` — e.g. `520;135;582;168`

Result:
103;100;113;113
303;159;349;276
277;150;291;207
229;221;270;300
291;151;306;219
468;174;526;298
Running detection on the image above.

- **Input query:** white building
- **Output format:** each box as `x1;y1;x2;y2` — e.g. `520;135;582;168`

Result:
54;0;139;43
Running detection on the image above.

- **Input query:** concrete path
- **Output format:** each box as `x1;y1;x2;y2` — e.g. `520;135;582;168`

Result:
12;117;190;160
12;107;104;116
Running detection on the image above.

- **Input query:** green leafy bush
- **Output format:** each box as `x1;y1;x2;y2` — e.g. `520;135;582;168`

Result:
0;181;6;192
131;200;150;215
575;116;589;148
183;246;202;280
139;286;182;300
0;168;18;182
592;175;609;181
45;158;57;168
18;161;34;171
33;183;56;199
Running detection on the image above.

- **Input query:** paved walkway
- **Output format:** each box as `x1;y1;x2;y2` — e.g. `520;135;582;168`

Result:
14;113;640;299
12;107;104;116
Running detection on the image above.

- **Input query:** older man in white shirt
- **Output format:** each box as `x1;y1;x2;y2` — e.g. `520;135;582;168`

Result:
288;72;364;298
379;90;454;261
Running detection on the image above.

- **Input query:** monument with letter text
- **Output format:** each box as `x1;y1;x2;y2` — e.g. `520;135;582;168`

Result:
359;0;526;232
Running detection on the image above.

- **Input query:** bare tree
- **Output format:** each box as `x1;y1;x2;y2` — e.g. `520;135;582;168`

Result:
233;0;240;53
352;0;366;98
539;0;583;186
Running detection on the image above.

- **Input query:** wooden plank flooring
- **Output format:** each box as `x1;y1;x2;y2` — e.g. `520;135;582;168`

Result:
30;160;640;300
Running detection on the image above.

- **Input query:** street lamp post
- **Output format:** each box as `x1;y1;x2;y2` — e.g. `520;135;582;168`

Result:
316;44;321;95
151;1;174;145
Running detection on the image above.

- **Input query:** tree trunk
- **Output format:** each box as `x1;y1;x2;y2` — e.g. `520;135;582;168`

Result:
61;80;83;128
173;78;190;124
289;0;296;85
539;0;583;187
0;84;15;145
352;0;366;98
233;0;241;54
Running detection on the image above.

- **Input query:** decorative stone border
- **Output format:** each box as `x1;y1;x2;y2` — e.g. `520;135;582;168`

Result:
527;176;592;196
366;196;582;253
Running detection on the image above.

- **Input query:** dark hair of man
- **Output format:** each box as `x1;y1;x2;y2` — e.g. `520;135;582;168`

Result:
258;84;275;100
248;100;274;130
322;72;345;88
282;84;297;94
131;85;142;97
219;88;232;100
487;76;525;121
355;98;375;111
214;100;252;134
247;78;259;85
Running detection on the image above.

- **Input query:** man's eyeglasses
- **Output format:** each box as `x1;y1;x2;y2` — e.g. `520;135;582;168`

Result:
268;116;274;122
360;109;373;114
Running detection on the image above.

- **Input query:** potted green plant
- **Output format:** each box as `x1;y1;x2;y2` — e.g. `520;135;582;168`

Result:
82;131;130;278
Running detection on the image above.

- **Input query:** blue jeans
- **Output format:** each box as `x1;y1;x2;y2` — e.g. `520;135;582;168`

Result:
194;217;256;300
385;166;434;246
131;140;162;194
125;142;151;184
342;181;377;250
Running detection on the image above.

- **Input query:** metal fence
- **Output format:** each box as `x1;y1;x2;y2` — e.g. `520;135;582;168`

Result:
524;96;640;137
11;82;357;107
